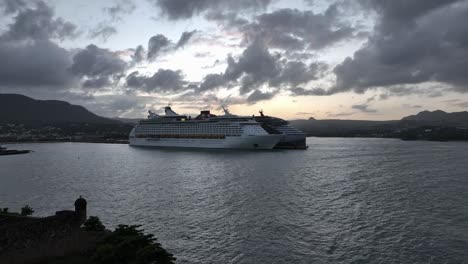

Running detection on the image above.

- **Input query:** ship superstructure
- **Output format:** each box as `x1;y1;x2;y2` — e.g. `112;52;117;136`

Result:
129;107;281;149
254;110;307;149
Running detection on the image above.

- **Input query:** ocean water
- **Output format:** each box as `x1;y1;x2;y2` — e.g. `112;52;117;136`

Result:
1;138;467;263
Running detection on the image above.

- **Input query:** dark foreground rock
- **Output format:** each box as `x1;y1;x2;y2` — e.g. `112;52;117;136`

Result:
0;198;175;264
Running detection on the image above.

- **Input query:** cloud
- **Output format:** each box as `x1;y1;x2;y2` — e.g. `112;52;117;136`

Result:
359;0;461;30
253;6;355;50
87;94;161;118
246;89;276;104
328;112;356;117
290;87;332;96
176;30;197;48
351;103;377;113
402;104;423;109
147;34;171;60
196;40;328;96
82;76;111;88
0;0;80;90
270;61;327;87
199;73;226;92
152;0;271;20
442;99;468;109
296;112;315;116
126;69;191;93
332;1;468;94
89;24;117;42
224;40;280;94
104;0;136;21
70;44;127;88
132;45;145;63
366;95;376;103
455;102;468;108
194;52;212;58
0;0;27;14
0;1;78;41
207;5;359;51
379;93;389;100
0;40;74;88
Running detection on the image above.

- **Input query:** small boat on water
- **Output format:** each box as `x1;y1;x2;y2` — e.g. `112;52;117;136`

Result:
0;145;30;156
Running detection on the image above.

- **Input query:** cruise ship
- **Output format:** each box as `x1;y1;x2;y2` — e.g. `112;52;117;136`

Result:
129;107;282;149
254;110;308;149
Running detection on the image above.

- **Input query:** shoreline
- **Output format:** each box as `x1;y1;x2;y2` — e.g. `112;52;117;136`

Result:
0;149;31;156
1;139;129;145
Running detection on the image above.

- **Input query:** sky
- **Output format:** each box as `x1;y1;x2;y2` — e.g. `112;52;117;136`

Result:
0;0;468;120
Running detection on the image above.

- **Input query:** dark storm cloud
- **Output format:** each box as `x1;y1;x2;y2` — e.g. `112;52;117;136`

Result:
147;34;171;60
0;40;74;88
332;1;468;95
199;73;226;92
0;0;27;14
126;69;190;93
0;1;78;89
197;41;328;95
270;61;327;87
207;4;358;51
252;6;355;50
351;103;377;113
152;0;271;20
70;44;127;81
88;24;117;42
176;30;197;48
246;89;276;103
1;1;78;41
224;40;280;94
359;0;461;31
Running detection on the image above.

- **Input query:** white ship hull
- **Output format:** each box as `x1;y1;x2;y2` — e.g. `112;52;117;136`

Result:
129;134;281;150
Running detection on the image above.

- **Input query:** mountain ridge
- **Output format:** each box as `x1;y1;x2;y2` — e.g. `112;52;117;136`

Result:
290;110;468;137
0;94;118;124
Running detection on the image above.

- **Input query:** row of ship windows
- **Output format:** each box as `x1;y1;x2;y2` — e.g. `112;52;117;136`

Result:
135;134;230;139
139;124;242;128
136;129;242;133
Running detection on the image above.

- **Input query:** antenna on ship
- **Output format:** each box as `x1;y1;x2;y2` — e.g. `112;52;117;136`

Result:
148;110;159;119
259;109;264;117
221;105;232;116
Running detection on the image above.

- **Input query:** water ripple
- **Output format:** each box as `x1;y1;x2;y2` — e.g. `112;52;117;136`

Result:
1;138;468;263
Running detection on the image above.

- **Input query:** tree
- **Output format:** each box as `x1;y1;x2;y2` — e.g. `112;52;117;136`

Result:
82;216;106;232
92;225;176;264
1;208;8;213
20;205;34;216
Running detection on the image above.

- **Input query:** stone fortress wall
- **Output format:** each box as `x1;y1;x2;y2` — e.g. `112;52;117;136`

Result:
0;197;102;264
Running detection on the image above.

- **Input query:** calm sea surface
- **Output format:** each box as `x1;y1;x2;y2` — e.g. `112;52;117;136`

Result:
1;138;468;263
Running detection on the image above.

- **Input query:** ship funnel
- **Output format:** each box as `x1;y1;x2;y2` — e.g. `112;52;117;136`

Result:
164;106;179;116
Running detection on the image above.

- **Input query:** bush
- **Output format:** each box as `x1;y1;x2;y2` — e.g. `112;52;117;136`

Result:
82;216;106;232
1;208;8;213
92;224;175;264
20;205;34;216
